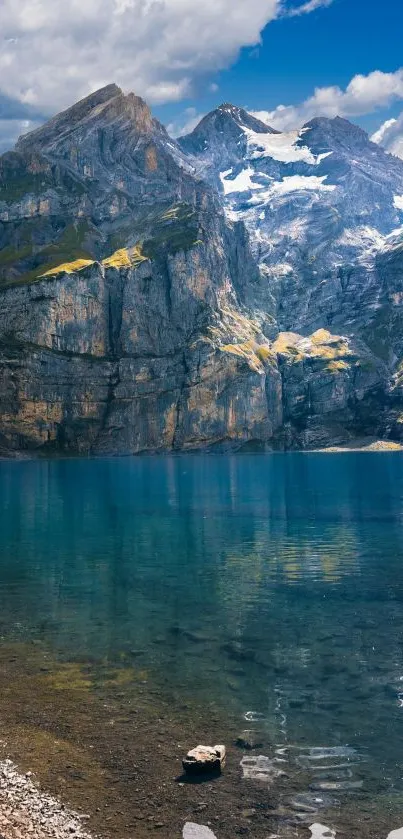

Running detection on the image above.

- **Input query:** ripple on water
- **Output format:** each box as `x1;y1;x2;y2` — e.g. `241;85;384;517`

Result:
240;754;286;783
289;792;339;812
243;711;265;721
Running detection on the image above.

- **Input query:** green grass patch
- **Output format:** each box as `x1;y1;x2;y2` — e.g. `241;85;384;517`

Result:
142;204;200;260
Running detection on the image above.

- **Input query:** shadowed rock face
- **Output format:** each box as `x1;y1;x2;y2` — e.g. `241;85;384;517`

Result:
0;87;401;454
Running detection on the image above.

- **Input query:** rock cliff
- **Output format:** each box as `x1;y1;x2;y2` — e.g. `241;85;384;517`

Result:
0;87;401;453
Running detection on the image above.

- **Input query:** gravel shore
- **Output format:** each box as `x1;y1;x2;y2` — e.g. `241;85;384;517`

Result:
0;760;94;839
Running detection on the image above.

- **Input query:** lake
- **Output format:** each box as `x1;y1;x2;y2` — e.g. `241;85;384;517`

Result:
0;453;402;838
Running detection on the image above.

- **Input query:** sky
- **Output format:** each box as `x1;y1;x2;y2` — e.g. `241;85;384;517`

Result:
0;0;403;151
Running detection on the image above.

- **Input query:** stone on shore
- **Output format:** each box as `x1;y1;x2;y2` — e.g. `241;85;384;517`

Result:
309;825;336;839
183;823;218;839
182;745;226;775
0;759;93;839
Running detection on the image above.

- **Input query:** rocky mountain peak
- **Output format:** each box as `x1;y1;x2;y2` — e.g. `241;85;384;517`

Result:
16;84;123;151
215;103;277;134
178;103;278;176
301;115;374;154
15;84;159;157
180;103;276;149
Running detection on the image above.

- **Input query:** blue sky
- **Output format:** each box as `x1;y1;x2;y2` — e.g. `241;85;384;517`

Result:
0;0;402;150
155;0;403;136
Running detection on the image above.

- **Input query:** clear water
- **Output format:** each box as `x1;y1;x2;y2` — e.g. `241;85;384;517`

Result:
1;452;403;835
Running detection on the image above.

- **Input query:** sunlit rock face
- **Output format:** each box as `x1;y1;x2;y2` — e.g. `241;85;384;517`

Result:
0;87;402;454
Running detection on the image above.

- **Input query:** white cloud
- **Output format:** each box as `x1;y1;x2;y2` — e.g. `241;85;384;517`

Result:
284;0;334;17
0;0;283;115
167;107;205;138
0;118;41;152
252;68;403;131
371;118;397;146
371;113;403;161
0;0;338;120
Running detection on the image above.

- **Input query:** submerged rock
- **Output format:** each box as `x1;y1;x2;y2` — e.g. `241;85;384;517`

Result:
240;754;286;784
310;779;363;791
235;730;264;750
182;745;226;775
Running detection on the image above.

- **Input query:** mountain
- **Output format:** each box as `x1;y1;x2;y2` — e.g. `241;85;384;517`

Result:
0;86;282;454
181;106;403;421
0;88;402;454
178;104;279;179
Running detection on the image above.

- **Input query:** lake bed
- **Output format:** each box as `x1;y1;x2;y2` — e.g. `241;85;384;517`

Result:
0;453;402;838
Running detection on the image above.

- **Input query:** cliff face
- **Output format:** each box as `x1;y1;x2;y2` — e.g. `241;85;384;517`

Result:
0;245;284;453
0;87;400;454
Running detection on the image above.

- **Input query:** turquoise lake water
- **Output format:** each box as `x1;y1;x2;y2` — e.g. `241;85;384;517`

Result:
1;452;403;835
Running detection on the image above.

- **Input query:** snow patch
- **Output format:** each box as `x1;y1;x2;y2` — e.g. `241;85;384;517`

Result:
220;167;257;195
248;175;336;203
242;127;333;166
244;127;316;163
337;226;386;250
386;224;403;241
394;195;403;210
317;152;333;164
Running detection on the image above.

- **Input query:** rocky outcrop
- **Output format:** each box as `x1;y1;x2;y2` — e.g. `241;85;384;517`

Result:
182;745;226;775
0;86;401;454
272;329;389;449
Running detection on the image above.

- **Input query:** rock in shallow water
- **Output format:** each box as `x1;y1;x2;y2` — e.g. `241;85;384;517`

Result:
235;730;264;750
240;754;286;783
182;745;226;775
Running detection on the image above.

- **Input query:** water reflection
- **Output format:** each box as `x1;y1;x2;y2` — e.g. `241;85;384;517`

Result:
1;453;403;816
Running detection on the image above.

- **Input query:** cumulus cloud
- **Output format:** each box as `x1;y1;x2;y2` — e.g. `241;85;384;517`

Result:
0;0;338;114
371;113;403;160
0;0;283;115
371;118;398;146
0;118;41;152
252;68;403;131
167;107;205;138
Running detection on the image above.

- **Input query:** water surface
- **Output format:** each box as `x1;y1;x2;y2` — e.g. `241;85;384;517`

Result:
0;453;403;837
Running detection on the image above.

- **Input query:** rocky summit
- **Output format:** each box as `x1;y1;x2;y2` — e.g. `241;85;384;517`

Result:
0;86;403;455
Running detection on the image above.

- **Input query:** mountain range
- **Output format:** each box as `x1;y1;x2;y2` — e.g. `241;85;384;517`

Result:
0;84;403;454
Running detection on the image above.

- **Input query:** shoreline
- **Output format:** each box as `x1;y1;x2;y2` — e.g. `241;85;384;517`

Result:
0;640;401;839
0;438;402;462
0;759;93;839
